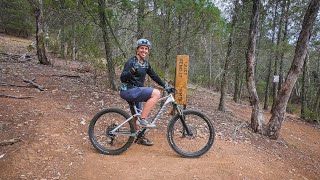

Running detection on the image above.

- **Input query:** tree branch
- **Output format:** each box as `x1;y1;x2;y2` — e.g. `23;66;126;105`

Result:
0;94;34;99
22;78;45;91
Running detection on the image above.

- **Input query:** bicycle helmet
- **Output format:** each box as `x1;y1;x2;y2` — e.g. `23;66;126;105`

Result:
136;38;151;49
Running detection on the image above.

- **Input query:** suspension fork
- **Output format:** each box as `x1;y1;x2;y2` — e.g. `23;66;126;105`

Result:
173;102;193;136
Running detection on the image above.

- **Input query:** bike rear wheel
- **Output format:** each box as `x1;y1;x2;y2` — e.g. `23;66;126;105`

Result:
167;110;215;158
88;108;135;155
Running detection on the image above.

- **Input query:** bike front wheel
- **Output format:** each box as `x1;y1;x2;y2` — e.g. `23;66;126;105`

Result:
167;110;215;158
88;108;136;155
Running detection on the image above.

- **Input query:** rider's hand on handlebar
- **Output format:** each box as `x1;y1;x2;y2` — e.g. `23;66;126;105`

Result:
165;84;175;94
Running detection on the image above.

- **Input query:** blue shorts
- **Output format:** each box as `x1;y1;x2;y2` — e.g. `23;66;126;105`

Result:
120;87;153;102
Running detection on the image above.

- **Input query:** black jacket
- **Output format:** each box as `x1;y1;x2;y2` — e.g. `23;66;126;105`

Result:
120;56;165;88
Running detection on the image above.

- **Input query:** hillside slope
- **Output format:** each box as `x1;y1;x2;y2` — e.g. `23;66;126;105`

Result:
0;34;319;179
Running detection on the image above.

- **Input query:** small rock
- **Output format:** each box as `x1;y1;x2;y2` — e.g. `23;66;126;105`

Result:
80;118;86;125
65;105;72;110
19;175;27;179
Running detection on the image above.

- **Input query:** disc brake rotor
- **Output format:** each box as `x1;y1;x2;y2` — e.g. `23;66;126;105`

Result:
106;124;118;145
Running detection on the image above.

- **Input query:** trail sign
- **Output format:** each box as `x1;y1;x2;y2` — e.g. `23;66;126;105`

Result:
174;55;189;105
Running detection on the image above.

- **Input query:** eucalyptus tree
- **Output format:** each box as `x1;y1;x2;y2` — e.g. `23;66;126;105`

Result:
265;0;319;139
278;0;291;91
300;22;320;122
218;0;240;112
137;0;146;39
97;0;117;90
148;0;221;81
300;52;308;119
27;0;50;65
271;0;287;112
51;0;70;58
45;0;87;60
79;0;134;90
231;1;251;103
263;0;280;111
246;0;263;133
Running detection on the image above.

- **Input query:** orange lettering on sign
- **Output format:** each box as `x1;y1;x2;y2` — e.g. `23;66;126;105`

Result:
174;55;189;105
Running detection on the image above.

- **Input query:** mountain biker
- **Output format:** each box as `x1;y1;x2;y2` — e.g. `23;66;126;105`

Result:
120;38;169;146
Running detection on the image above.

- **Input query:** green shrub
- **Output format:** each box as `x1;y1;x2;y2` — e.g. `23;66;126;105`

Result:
286;103;300;114
303;108;320;123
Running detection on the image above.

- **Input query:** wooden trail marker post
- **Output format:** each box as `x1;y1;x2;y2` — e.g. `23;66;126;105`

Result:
174;55;189;108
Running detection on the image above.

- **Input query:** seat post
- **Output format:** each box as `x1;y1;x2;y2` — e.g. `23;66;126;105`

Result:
128;102;142;119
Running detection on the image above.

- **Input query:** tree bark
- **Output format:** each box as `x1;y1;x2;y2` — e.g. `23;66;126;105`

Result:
72;29;76;61
137;0;145;39
279;0;291;91
263;1;279;111
266;0;319;139
163;7;172;81
177;15;183;55
301;52;309;119
98;0;117;90
313;87;320;119
271;0;286;113
218;0;240;112
59;0;66;59
312;55;320;119
246;0;263;133
233;64;241;103
28;0;50;65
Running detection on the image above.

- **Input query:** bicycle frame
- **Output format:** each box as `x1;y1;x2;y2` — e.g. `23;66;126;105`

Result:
89;90;214;157
110;93;185;136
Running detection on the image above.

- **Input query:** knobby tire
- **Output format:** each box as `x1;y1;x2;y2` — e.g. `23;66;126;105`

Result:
88;108;135;155
167;110;215;158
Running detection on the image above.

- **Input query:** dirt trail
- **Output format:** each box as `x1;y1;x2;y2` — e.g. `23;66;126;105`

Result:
0;34;319;179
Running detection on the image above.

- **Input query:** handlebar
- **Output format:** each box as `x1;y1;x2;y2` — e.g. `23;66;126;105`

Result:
165;84;177;94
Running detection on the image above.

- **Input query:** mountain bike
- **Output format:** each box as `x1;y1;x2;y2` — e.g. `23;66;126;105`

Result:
88;88;215;158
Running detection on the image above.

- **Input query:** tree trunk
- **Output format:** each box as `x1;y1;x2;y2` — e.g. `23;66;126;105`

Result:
263;52;273;110
98;0;117;90
271;0;286;113
233;64;241;103
263;1;279;111
301;52;309;119
279;0;291;91
137;0;145;39
177;16;183;55
313;56;320;113
265;0;319;139
164;8;172;81
59;1;66;59
72;26;76;61
246;0;263;133
201;36;213;88
218;0;240;112
313;87;320;119
28;0;50;65
311;55;320;121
